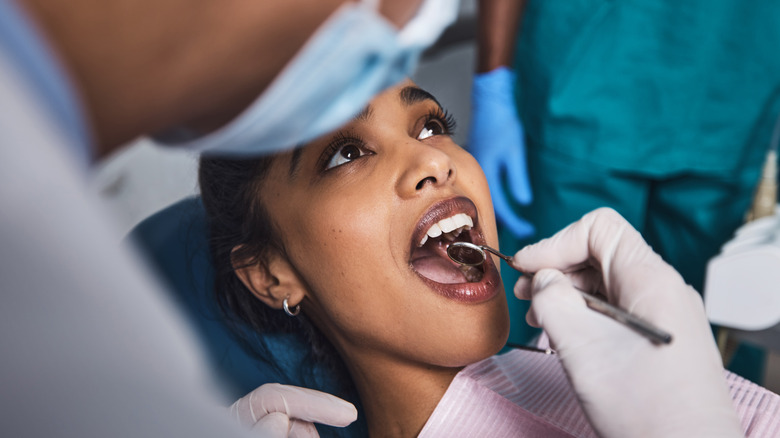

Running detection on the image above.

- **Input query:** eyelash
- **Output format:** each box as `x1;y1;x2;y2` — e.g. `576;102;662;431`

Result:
318;132;370;173
316;107;457;173
423;107;457;137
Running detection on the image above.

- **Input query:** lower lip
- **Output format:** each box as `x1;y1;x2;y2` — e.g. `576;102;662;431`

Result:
413;256;503;304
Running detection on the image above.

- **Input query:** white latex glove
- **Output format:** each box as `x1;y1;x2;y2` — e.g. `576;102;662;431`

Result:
229;383;357;437
512;208;744;438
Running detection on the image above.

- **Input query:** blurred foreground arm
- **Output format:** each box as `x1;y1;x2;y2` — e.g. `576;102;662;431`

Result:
512;208;743;438
230;384;357;437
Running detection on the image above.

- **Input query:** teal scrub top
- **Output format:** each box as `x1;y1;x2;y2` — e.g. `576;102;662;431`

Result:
514;0;780;176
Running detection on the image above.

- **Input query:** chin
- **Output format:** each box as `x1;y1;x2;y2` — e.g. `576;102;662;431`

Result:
436;298;511;368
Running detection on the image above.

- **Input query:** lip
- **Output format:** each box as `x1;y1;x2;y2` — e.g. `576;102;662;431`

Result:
409;196;503;304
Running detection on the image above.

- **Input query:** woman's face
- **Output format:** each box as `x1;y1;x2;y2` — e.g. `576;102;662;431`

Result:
259;81;509;369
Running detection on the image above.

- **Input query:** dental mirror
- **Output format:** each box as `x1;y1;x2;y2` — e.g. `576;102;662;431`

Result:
447;242;513;266
446;241;673;345
446;242;486;266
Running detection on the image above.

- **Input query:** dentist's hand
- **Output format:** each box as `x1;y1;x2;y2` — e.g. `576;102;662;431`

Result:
230;383;357;437
468;66;534;239
512;208;743;438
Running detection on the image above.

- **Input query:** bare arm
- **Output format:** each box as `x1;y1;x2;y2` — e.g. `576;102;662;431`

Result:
476;0;526;72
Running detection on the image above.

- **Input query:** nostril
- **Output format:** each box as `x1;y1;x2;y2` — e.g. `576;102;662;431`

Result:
416;177;437;190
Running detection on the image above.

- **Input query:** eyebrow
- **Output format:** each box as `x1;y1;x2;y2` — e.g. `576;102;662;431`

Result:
400;85;442;108
287;105;374;178
352;104;374;123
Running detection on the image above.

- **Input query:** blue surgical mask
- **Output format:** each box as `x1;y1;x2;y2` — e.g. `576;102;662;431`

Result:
155;0;458;156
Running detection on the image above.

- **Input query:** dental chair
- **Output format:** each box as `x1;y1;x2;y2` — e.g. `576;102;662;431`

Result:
705;206;780;354
127;196;366;437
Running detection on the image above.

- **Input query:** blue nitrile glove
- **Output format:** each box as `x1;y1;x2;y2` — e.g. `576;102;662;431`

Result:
468;67;534;239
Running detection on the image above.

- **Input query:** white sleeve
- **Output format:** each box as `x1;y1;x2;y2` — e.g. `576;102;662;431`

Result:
0;49;250;438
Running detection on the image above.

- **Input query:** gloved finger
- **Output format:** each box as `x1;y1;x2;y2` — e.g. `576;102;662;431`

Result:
514;275;532;300
512;208;628;272
525;269;581;329
512;208;679;297
525;304;540;328
503;154;533;206
514;267;602;301
527;269;623;351
490;183;535;239
246;384;357;427
288;420;320;438
566;268;604;295
248;413;322;438
251;411;290;437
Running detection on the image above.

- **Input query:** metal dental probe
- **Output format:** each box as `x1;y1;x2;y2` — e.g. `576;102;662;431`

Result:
447;242;673;345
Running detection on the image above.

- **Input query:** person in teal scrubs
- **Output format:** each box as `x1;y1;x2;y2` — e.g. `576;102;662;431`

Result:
501;0;780;382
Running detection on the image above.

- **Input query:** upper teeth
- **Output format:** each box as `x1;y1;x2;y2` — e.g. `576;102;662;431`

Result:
419;213;474;246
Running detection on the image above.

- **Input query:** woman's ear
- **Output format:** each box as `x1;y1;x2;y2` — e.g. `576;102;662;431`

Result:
232;248;307;310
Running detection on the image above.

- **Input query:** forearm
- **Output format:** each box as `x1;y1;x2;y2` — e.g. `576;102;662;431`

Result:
476;0;525;72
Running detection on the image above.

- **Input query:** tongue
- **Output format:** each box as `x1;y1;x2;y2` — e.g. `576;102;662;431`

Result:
411;238;485;284
412;255;470;284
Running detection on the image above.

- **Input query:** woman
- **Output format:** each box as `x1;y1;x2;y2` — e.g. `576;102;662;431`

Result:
199;81;778;437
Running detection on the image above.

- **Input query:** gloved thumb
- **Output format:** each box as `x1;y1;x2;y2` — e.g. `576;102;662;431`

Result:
232;384;357;432
525;268;576;328
250;412;322;438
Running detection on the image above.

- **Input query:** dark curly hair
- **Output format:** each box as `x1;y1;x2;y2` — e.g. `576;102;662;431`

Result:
198;155;363;435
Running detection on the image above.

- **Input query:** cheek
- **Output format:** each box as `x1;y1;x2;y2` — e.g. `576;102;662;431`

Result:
290;204;411;349
263;172;401;333
458;153;499;244
286;189;397;305
457;148;493;198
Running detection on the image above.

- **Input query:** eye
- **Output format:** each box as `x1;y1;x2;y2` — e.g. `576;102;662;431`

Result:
417;119;446;140
417;108;456;140
325;142;371;170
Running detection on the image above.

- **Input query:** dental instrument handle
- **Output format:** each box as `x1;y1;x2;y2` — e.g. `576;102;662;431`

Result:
578;292;673;345
481;245;673;345
480;245;515;264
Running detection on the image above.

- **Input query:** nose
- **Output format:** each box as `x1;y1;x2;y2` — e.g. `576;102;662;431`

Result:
396;140;456;199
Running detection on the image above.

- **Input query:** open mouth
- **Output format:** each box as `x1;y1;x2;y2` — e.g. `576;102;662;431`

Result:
411;212;485;283
409;197;500;297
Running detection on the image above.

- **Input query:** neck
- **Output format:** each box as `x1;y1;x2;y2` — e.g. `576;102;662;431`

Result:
344;351;462;437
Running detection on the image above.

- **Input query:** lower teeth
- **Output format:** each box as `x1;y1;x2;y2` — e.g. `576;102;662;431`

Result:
459;265;484;282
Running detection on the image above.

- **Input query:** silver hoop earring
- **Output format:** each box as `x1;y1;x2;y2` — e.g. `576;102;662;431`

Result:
283;297;300;317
